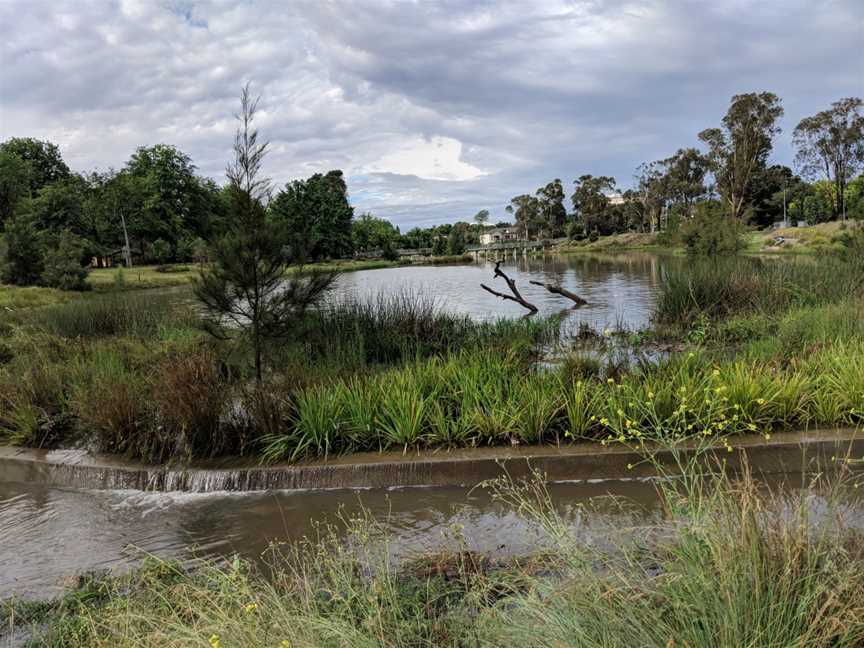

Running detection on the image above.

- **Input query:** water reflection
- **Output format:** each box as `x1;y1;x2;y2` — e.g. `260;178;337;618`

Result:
334;253;678;333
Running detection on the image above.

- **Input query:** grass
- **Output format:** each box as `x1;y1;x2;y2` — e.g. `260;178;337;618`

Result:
7;466;864;647
259;340;864;461
654;255;864;326
87;265;200;290
753;221;863;254
0;285;78;310
556;231;661;253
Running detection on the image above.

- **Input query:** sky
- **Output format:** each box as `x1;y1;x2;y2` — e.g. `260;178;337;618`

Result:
1;1;862;230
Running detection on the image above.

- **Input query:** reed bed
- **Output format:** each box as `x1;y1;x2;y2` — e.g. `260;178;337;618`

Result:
655;255;864;325
261;340;864;462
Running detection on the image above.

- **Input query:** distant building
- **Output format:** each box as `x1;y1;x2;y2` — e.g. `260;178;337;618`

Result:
480;227;522;246
607;193;626;206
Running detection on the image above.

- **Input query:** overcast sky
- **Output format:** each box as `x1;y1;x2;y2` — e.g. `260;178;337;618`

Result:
1;1;862;229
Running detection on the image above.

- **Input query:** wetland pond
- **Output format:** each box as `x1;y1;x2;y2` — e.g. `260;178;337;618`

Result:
3;252;857;601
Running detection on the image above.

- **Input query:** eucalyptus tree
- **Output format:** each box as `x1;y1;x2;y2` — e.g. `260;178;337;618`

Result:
473;209;490;226
505;194;540;240
196;84;335;382
699;92;784;220
535;179;567;237
793;97;864;219
661;148;709;218
571;174;616;235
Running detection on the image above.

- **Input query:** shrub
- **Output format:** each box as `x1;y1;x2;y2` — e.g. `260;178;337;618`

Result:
149;238;173;264
680;204;744;256
0;214;43;285
41;230;90;291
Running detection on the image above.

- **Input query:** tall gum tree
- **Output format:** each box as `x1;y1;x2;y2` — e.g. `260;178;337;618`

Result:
793;97;864;220
699;92;784;221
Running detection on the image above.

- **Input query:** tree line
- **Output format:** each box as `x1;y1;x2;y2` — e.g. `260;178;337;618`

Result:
1;92;862;288
503;94;864;244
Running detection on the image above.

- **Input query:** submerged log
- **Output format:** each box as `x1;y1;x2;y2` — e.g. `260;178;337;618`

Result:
528;280;587;307
480;261;538;314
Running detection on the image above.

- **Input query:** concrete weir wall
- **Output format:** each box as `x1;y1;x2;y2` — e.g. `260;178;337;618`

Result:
0;429;861;493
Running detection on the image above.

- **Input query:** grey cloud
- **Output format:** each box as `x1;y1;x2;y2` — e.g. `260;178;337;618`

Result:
1;0;862;230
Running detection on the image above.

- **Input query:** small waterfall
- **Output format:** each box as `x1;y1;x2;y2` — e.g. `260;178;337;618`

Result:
1;429;861;494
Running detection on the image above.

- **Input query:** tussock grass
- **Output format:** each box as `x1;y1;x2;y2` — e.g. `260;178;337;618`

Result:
261;341;864;462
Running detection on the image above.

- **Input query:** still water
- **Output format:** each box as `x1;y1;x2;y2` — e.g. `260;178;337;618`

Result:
335;252;670;332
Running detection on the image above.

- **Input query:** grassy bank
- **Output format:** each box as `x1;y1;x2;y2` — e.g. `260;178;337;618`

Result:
6;467;863;647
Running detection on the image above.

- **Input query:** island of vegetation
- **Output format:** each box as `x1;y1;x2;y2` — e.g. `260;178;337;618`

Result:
1;89;863;646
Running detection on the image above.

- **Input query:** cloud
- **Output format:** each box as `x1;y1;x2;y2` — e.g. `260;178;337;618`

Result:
1;0;861;229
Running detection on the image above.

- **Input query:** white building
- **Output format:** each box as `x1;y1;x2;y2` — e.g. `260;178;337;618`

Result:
479;227;522;246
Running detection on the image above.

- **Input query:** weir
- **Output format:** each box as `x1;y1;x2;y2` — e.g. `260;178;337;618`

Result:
1;428;861;493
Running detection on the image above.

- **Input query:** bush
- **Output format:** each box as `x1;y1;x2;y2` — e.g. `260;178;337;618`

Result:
28;291;197;338
680;204;744;256
0;214;43;285
149;238;172;264
41;230;90;291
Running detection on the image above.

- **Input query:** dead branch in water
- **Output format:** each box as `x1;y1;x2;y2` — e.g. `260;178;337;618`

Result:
528;280;587;307
480;261;538;314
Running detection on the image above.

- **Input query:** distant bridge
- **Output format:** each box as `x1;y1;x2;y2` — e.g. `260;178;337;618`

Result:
354;238;567;261
465;238;567;260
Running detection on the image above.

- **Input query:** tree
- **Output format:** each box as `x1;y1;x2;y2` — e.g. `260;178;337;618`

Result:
42;230;90;290
0;149;33;225
0;215;43;285
431;236;447;256
270;170;355;262
536;179;567;237
473;209;490;226
0;137;69;193
635;161;668;232
351;213;399;252
27;174;89;235
793;97;864;220
699;92;784;220
748;165;797;227
124;144;214;250
661;148;709;217
571;175;617;235
505;194;540;240
195;84;336;382
447;223;467;255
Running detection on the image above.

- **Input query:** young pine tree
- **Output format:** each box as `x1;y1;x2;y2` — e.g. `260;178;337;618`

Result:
195;84;336;382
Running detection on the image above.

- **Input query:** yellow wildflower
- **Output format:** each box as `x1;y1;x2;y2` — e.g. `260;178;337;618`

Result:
209;635;221;648
244;602;258;613
756;398;766;405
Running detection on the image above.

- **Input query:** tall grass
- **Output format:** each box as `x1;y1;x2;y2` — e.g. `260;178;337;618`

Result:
298;291;560;368
261;340;864;462
656;255;864;324
14;469;864;647
23;290;199;338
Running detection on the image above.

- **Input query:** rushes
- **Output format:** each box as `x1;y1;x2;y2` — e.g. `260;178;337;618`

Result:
261;342;864;462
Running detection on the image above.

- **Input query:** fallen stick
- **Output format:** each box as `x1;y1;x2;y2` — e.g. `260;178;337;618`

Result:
528;280;587;306
480;261;538;313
